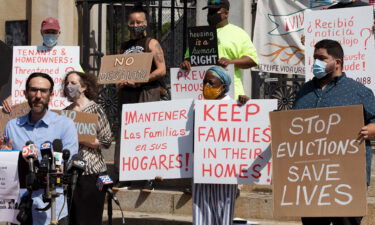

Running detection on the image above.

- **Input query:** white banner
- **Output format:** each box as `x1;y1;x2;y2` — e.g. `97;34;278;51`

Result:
170;65;235;100
0;151;20;224
304;7;375;90
119;99;194;181
12;46;81;109
254;0;310;75
193;99;277;184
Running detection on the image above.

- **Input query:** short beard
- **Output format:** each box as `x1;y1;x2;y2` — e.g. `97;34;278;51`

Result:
28;100;48;115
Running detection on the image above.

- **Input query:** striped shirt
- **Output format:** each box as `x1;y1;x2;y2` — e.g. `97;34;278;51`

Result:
66;101;112;175
193;183;237;225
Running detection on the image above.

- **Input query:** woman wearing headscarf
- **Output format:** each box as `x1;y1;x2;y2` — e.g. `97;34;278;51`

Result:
193;66;248;225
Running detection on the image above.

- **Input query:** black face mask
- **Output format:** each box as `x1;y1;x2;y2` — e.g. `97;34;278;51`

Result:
207;13;222;27
128;25;147;37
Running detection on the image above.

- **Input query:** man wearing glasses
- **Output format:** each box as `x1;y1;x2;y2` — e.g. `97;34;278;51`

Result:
0;72;78;225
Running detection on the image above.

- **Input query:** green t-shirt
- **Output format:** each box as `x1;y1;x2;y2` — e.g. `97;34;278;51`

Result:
217;24;258;97
186;24;258;97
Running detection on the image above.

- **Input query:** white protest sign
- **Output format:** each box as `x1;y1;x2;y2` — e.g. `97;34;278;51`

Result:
304;7;375;90
253;0;310;75
194;99;277;184
119;99;194;181
0;151;20;224
170;65;235;100
12;46;81;109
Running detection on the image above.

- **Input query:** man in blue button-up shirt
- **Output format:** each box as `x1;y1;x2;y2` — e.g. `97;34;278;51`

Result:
293;39;375;225
0;72;78;225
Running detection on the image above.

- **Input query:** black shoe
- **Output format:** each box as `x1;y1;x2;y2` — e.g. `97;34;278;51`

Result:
141;181;154;192
183;187;192;195
114;181;131;188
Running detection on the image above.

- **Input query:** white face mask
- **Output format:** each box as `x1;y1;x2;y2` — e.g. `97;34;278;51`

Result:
64;83;81;100
43;34;58;48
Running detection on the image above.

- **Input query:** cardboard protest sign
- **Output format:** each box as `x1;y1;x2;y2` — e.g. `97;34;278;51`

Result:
52;110;98;143
119;99;194;181
194;99;277;184
98;53;153;85
188;26;218;66
170;65;235;100
270;105;367;217
0;103;30;136
12;46;81;109
304;7;375;91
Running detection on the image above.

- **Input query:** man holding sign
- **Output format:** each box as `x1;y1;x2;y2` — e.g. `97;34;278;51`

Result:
181;0;259;98
293;39;375;224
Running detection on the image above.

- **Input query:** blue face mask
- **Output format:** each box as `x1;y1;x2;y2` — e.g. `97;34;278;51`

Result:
43;34;58;48
312;59;329;79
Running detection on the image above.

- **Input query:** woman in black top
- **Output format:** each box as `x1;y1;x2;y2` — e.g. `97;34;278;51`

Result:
116;5;166;103
114;5;167;191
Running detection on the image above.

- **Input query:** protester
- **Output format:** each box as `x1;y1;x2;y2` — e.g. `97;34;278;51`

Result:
181;0;258;98
0;72;78;225
293;39;375;225
193;66;248;225
2;17;62;112
114;5;166;191
62;71;112;225
40;17;61;48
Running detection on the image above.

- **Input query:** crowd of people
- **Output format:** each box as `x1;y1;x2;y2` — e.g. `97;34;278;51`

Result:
0;0;375;225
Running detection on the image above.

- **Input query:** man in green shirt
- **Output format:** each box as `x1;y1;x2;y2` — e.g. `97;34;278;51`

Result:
181;0;258;97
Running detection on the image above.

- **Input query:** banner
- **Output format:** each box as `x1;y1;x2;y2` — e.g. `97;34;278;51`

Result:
170;65;235;100
194;99;277;184
304;7;375;91
0;103;30;137
98;53;153;85
12;46;81;109
119;99;194;181
0;151;20;224
254;0;310;75
52;110;98;143
270;105;367;217
188;26;218;66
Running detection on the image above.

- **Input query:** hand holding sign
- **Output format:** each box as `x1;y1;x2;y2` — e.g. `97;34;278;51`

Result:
0;136;13;150
359;123;375;140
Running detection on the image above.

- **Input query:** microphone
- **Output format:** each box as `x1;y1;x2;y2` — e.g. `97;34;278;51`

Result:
40;141;52;160
68;154;86;194
40;141;52;171
62;149;70;174
97;174;120;205
52;139;63;166
22;141;38;173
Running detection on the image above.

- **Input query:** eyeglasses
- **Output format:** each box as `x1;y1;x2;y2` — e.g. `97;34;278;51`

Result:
28;87;51;95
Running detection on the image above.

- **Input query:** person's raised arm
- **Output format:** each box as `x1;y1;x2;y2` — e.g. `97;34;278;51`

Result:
2;96;12;113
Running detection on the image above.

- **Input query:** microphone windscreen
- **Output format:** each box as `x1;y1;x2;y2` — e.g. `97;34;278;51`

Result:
62;149;70;161
52;139;63;152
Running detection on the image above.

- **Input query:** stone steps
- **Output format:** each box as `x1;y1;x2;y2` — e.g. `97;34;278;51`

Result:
104;189;375;225
101;210;301;225
102;143;375;224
